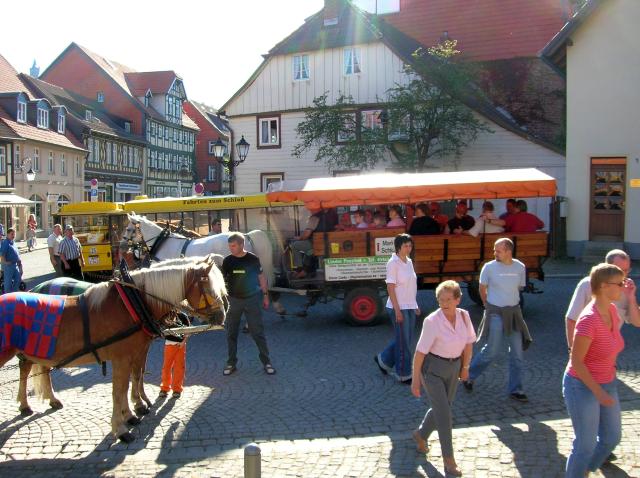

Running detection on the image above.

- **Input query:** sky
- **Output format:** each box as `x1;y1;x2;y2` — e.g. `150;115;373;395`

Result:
1;0;378;109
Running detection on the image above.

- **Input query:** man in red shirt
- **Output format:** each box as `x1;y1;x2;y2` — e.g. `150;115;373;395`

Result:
500;200;544;233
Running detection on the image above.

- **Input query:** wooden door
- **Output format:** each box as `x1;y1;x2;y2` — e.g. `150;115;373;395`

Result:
589;158;625;241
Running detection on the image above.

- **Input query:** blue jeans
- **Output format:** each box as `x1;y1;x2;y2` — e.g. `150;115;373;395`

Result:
563;373;621;477
378;308;416;381
2;263;21;293
468;312;524;394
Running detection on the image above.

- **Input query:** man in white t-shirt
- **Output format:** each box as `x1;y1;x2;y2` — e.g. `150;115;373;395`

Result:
47;223;63;276
463;237;530;402
565;249;639;348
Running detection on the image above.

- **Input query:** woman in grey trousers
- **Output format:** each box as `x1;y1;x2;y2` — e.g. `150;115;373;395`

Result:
411;280;476;477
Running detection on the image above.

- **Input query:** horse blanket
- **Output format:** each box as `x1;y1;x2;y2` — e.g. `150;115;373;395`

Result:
31;278;92;296
0;292;66;359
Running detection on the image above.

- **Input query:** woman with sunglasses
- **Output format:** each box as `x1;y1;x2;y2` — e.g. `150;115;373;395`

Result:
563;263;625;477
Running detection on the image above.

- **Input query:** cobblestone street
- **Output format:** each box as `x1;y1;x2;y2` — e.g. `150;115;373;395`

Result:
0;247;639;477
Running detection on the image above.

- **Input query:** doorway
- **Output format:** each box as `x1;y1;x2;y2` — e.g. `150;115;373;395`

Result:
590;158;625;241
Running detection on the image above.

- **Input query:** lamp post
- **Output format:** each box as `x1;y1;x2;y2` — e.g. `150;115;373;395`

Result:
16;157;36;182
212;136;250;194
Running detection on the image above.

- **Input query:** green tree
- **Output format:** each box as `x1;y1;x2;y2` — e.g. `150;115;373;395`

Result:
293;40;492;172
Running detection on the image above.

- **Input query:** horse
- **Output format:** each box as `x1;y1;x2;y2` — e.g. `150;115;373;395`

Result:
0;255;227;442
122;213;286;314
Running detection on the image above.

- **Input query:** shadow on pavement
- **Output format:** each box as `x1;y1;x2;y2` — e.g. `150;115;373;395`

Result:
600;462;631;477
387;431;444;478
493;421;565;477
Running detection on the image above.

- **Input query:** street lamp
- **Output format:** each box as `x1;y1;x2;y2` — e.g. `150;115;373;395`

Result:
212;135;250;194
15;157;36;181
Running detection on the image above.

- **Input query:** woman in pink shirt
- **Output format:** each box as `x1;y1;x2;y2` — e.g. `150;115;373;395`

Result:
386;205;406;228
411;280;476;477
563;263;625;477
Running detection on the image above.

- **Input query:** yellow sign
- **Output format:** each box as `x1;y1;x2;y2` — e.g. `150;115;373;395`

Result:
630;179;640;188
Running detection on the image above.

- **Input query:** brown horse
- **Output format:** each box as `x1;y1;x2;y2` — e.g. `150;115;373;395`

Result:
1;255;227;442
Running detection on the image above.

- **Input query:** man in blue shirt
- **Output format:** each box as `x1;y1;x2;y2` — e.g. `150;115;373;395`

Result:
0;228;23;293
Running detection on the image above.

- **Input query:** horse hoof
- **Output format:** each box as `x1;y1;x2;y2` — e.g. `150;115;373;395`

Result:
50;400;64;410
20;407;33;416
127;416;142;426
118;432;135;443
135;405;150;416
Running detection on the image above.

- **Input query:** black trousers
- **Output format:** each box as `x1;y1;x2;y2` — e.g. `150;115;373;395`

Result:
62;258;84;281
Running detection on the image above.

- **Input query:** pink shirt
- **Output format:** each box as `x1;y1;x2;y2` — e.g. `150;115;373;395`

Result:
386;218;406;228
567;302;624;384
416;308;476;358
385;253;418;310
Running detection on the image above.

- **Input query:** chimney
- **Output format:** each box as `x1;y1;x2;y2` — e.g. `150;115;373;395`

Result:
323;0;343;27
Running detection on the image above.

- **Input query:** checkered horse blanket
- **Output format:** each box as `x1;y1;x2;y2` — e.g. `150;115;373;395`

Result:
0;292;66;359
30;278;93;296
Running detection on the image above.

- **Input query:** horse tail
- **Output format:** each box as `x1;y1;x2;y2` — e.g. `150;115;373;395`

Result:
31;365;49;401
246;230;275;287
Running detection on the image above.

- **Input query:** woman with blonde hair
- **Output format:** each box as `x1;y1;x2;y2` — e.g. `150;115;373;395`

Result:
26;213;37;252
563;263;625;477
411;280;475;476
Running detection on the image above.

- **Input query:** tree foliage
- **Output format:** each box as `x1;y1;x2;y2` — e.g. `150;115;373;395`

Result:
293;40;493;172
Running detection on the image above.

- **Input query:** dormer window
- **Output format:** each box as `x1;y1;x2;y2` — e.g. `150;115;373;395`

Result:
124;121;131;133
144;90;152;107
36;101;50;129
17;94;27;123
85;110;92;121
58;109;66;134
97;91;104;103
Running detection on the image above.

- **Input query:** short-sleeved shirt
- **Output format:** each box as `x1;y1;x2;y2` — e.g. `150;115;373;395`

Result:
567;302;624;383
479;259;526;307
466;215;504;237
416;308;476;358
222;252;263;299
47;233;62;256
565;276;630;327
0;239;20;263
386;218;406;228
448;215;475;232
409;216;440;235
385;253;418;310
58;236;82;260
504;212;544;233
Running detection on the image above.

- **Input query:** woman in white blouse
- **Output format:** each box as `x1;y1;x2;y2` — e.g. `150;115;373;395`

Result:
375;234;420;383
411;280;476;477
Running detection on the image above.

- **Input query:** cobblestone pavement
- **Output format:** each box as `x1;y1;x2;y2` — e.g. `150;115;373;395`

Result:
0;249;639;477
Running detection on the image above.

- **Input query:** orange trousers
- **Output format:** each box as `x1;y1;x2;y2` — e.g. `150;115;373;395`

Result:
160;343;186;393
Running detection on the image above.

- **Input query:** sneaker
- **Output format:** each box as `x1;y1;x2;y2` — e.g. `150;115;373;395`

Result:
223;365;236;376
462;380;473;392
604;452;618;463
158;390;168;398
172;392;181;399
374;355;388;375
510;392;529;402
264;363;276;375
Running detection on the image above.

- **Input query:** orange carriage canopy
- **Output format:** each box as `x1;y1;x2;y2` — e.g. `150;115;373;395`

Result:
265;168;557;209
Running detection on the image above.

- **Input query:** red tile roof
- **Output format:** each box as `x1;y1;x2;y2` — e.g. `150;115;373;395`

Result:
125;71;177;96
382;0;570;61
0;106;86;151
0;54;31;97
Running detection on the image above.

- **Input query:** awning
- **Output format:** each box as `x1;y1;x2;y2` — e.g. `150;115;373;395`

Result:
266;168;557;209
0;193;35;208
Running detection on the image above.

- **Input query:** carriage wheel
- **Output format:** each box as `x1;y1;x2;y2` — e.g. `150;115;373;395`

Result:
343;287;383;326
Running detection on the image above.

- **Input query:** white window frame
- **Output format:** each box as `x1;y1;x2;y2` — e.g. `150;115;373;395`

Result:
337;112;357;143
48;151;54;174
33;147;40;171
207;164;217;182
60;153;67;176
57;110;65;134
293;54;310;81
85;110;92;121
97;91;104;103
343;47;362;75
260;173;284;192
14;144;20;169
361;109;384;131
75;157;81;177
17;97;27;123
258;116;281;147
0;145;6;174
37;107;49;129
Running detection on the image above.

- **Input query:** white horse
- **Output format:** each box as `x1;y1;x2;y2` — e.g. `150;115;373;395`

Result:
121;213;285;313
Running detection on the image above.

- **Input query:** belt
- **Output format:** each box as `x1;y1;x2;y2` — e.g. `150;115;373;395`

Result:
428;352;460;362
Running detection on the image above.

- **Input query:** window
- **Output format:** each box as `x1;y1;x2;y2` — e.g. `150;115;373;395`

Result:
85;110;92;121
17;95;27;123
207;164;217;182
260;172;284;192
75;157;81;177
361;109;383;130
60;153;67;175
37;104;50;128
337;112;357;143
293;54;310;80
57;109;65;134
97;91;104;103
124;121;131;133
14;144;20;169
48;151;54;174
29;194;43;226
344;48;361;75
145;91;151;107
33;147;40;171
0;146;5;174
356;0;399;14
258;115;281;148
